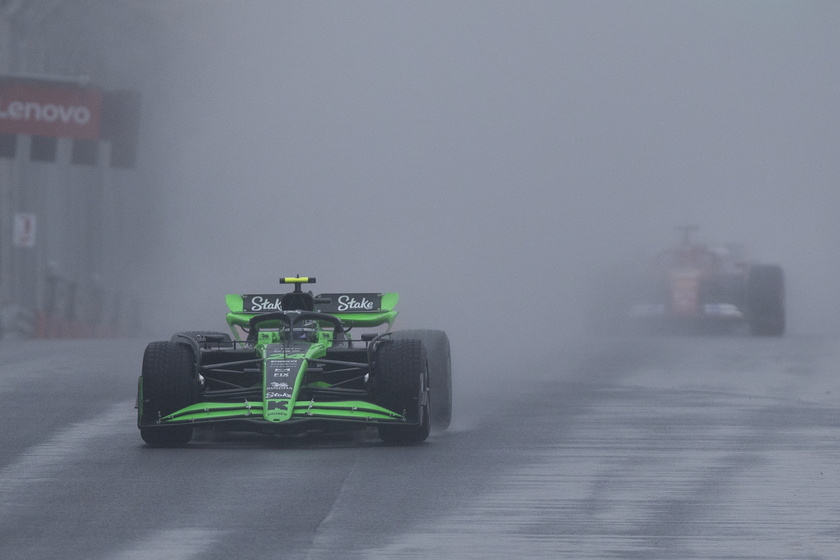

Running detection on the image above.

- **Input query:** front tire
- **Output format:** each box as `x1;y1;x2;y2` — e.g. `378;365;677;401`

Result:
373;338;430;445
390;329;452;430
139;341;198;447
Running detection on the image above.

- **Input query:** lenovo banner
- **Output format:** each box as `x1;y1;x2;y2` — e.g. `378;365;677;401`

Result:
0;82;102;139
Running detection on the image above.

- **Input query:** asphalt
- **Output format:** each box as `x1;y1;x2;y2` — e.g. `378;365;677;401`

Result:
1;333;838;559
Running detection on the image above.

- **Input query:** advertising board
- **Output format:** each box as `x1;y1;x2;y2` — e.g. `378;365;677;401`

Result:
0;82;102;139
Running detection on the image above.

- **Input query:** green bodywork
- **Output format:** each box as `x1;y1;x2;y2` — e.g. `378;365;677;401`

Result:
138;291;410;433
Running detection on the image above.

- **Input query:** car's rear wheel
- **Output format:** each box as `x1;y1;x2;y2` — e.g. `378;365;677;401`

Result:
747;264;785;336
139;341;198;447
373;338;430;445
390;329;451;430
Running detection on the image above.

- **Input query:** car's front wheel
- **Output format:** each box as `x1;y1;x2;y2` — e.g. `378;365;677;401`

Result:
373;338;430;445
139;341;198;447
390;329;451;430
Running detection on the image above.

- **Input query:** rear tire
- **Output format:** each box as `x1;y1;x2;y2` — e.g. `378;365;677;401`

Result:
139;341;198;447
373;338;430;445
747;264;785;336
391;329;451;430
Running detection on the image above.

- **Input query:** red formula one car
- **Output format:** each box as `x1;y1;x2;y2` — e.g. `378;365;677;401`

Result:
621;227;785;336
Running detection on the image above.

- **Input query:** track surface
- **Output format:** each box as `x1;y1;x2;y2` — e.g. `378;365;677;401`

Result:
1;335;838;559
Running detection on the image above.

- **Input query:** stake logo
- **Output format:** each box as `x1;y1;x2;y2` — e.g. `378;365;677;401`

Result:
337;295;375;311
316;293;382;314
244;295;283;312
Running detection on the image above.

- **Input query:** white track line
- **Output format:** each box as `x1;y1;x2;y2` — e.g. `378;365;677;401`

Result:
0;400;135;506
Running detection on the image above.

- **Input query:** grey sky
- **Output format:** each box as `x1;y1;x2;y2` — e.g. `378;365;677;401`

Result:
136;1;840;350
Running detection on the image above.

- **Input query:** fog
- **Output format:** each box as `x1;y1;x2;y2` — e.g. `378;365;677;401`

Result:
130;2;840;366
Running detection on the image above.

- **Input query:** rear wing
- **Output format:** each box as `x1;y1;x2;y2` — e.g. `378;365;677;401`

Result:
225;292;399;335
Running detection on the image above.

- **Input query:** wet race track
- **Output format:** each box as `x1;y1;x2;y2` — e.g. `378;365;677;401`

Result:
1;334;839;559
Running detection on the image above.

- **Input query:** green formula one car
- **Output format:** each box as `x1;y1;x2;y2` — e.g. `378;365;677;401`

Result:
137;277;451;447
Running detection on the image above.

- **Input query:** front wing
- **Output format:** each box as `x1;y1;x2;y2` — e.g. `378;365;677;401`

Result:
137;392;415;434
